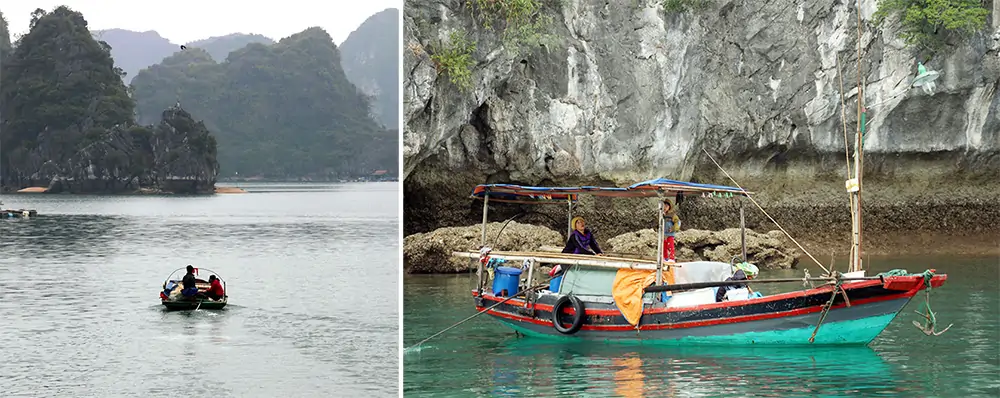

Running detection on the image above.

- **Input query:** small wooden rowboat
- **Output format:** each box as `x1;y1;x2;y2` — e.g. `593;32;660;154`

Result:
159;267;228;310
1;209;37;218
0;201;38;218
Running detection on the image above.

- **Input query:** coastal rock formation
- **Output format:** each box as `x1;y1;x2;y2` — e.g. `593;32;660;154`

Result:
404;221;563;273
0;7;218;194
6;106;219;194
607;228;800;269
402;0;1000;252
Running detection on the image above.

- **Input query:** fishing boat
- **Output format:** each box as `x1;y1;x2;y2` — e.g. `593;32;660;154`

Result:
159;267;228;310
452;178;949;346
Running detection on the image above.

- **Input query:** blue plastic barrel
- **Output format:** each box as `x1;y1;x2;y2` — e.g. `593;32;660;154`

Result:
549;275;563;292
492;266;523;297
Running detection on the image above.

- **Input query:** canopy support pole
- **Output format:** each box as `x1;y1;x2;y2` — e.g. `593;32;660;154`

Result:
566;197;573;239
655;197;665;294
478;194;490;292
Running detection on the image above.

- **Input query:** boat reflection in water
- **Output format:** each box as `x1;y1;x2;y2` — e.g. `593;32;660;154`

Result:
488;337;909;397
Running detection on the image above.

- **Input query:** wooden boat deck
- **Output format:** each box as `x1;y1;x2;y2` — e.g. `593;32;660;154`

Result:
453;250;666;270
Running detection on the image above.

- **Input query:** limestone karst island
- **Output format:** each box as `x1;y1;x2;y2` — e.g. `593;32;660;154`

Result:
0;6;398;195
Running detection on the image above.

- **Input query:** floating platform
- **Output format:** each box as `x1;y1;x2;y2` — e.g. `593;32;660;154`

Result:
2;209;38;218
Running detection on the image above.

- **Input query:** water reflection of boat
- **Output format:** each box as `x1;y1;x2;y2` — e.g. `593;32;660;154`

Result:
491;337;902;396
160;267;228;310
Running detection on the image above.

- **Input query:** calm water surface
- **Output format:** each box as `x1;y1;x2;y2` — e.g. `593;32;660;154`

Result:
0;182;399;397
404;257;1000;397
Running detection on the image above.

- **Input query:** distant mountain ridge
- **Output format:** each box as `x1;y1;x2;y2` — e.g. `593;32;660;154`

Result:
128;27;397;179
340;8;400;128
90;8;399;129
91;29;274;82
185;33;275;62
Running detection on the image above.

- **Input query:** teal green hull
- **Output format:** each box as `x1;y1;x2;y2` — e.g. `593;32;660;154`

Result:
501;312;898;346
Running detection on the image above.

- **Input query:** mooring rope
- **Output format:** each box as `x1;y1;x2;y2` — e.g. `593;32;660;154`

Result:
404;276;558;353
809;274;846;343
701;148;831;275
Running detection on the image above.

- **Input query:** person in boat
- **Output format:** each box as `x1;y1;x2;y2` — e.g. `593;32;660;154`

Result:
551;216;604;279
181;265;200;299
662;200;681;263
562;216;604;256
716;269;750;302
206;275;225;301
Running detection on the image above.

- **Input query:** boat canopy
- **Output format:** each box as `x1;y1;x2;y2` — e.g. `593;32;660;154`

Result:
470;178;752;204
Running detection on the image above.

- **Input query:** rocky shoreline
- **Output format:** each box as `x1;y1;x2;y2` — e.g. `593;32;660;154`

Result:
403;161;1000;270
404;221;804;274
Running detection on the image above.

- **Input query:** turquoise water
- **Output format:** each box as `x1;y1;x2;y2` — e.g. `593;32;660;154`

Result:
403;256;1000;397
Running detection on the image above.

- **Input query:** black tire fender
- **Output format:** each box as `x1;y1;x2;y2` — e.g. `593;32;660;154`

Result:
551;294;586;334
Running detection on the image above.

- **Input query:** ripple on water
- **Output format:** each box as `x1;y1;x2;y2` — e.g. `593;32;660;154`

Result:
1;184;399;397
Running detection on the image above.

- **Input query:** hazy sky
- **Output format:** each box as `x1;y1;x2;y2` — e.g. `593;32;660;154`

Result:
3;0;401;45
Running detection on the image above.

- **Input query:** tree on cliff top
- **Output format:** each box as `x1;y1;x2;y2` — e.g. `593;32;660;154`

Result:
0;6;134;151
874;0;990;54
131;26;395;178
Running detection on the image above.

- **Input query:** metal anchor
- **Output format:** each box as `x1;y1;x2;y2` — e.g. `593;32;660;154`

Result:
802;269;814;288
912;290;953;336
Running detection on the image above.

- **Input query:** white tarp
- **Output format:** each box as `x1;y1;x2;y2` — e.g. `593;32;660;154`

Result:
672;261;735;285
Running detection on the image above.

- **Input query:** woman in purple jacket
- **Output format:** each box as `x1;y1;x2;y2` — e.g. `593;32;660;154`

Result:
561;216;604;256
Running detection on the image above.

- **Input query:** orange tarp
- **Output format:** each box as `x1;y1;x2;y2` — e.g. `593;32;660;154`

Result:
612;268;676;326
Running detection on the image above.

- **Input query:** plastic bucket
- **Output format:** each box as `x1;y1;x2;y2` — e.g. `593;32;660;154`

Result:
549;275;563;293
492;266;523;297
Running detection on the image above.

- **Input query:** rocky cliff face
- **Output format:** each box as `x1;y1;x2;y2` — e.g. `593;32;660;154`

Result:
403;0;1000;251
